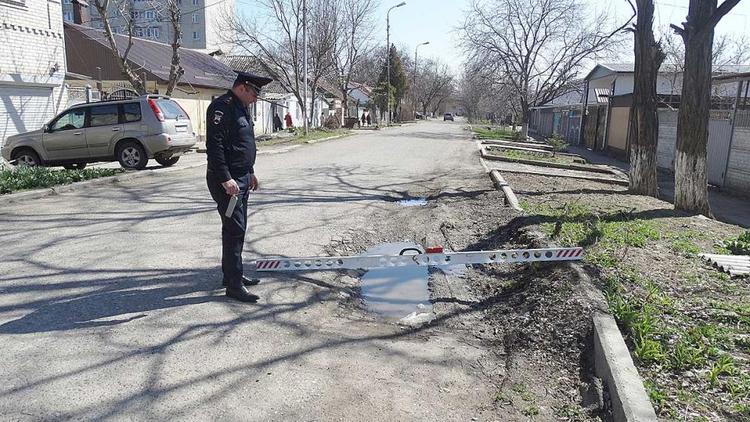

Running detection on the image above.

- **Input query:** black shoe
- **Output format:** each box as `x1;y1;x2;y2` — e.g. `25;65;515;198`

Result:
222;275;261;287
226;285;260;303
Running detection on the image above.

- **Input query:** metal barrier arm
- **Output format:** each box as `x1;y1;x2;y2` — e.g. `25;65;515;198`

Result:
255;247;584;272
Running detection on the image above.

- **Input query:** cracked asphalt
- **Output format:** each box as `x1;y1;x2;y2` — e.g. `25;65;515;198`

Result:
0;120;531;421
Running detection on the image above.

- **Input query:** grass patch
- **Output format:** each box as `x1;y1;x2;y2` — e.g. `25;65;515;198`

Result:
0;166;123;194
527;202;661;251
473;126;522;140
258;129;350;146
721;230;750;255
489;149;578;165
522;405;540;417
519;184;750;420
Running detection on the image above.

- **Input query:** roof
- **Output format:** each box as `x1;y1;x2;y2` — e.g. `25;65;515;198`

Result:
348;81;373;95
216;55;289;95
217;55;343;100
586;63;750;81
64;22;235;90
713;71;750;83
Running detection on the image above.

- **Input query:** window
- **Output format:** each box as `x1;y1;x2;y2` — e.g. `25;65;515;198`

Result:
192;0;198;5
50;109;86;132
192;31;200;40
88;105;119;127
63;11;74;22
135;28;144;37
121;103;142;123
63;0;71;3
145;10;155;19
154;99;188;120
192;13;199;24
147;27;160;39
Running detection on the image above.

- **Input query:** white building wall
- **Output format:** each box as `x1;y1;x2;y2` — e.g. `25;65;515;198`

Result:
1;0;67;148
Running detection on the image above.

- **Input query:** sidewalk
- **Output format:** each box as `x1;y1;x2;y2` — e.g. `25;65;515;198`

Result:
569;145;750;228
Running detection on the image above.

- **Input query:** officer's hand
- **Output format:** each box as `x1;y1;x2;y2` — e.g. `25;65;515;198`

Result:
250;174;259;191
221;179;240;196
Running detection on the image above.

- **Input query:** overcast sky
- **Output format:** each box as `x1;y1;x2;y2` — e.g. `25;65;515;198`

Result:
236;0;750;74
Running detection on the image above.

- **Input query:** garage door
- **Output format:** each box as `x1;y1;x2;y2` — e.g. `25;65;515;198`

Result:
0;86;55;148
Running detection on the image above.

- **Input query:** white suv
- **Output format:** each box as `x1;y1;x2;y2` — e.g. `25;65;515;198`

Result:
1;95;196;170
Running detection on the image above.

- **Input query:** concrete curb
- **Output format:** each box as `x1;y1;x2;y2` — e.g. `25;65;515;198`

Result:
487;169;658;422
481;139;554;151
485;166;630;187
594;312;659;422
0;161;207;206
483;143;587;162
488;170;522;211
481;147;617;175
304;132;352;144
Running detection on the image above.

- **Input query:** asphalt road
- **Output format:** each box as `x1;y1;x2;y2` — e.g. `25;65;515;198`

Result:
0;119;501;420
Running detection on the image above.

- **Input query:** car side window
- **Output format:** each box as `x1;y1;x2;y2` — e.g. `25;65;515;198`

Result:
49;109;86;132
121;103;142;123
89;105;119;127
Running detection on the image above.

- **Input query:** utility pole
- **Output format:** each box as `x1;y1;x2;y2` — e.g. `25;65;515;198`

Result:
413;41;429;120
386;2;405;126
303;0;309;135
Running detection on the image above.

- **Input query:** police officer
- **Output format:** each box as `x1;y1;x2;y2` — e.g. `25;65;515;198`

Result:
206;71;272;303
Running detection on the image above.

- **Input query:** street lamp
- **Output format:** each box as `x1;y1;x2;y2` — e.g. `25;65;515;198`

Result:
413;41;429;120
386;1;406;126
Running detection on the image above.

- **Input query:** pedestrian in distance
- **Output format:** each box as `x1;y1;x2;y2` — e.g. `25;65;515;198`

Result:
361;112;366;127
366;112;371;126
273;113;282;132
285;111;293;129
205;71;273;303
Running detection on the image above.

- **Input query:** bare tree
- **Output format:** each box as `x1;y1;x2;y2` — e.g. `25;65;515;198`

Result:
661;29;750;97
627;0;666;197
670;0;741;215
223;0;337;127
459;0;634;136
458;62;517;124
413;59;454;118
329;0;379;119
91;0;183;95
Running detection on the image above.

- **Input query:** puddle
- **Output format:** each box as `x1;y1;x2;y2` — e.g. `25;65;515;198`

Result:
397;198;427;207
360;242;432;318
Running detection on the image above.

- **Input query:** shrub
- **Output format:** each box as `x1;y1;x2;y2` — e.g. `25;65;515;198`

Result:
0;166;122;194
723;231;750;255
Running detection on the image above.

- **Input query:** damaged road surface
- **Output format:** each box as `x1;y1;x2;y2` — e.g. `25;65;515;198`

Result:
0;121;604;420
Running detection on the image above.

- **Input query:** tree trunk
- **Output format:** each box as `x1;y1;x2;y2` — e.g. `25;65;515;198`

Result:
628;0;665;197
674;0;717;216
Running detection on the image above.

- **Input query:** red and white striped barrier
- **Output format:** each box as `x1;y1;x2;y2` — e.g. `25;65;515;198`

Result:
254;247;585;272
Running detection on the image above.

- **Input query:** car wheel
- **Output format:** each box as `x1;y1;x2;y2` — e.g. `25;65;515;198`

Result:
63;162;87;170
117;141;148;170
11;148;41;167
155;156;180;167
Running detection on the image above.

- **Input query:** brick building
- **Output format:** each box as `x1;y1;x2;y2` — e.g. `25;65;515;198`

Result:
0;0;67;149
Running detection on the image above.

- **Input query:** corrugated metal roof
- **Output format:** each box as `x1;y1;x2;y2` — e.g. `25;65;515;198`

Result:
64;22;235;90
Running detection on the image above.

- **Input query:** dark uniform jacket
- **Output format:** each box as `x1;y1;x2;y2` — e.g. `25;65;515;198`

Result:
206;90;256;182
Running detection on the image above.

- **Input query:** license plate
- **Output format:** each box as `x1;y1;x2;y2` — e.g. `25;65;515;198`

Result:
175;125;187;132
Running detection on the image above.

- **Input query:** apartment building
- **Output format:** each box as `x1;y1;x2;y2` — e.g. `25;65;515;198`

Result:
61;0;233;52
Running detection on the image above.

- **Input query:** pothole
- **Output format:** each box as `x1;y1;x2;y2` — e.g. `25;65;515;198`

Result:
396;198;428;207
360;242;432;320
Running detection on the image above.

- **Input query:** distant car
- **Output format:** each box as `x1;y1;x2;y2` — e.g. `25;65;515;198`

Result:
1;95;196;170
444;113;454;121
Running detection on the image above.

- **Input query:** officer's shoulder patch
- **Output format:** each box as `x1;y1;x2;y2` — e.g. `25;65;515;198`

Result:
212;110;224;125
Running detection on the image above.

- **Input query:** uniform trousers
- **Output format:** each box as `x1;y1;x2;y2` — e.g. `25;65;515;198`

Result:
207;172;251;286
